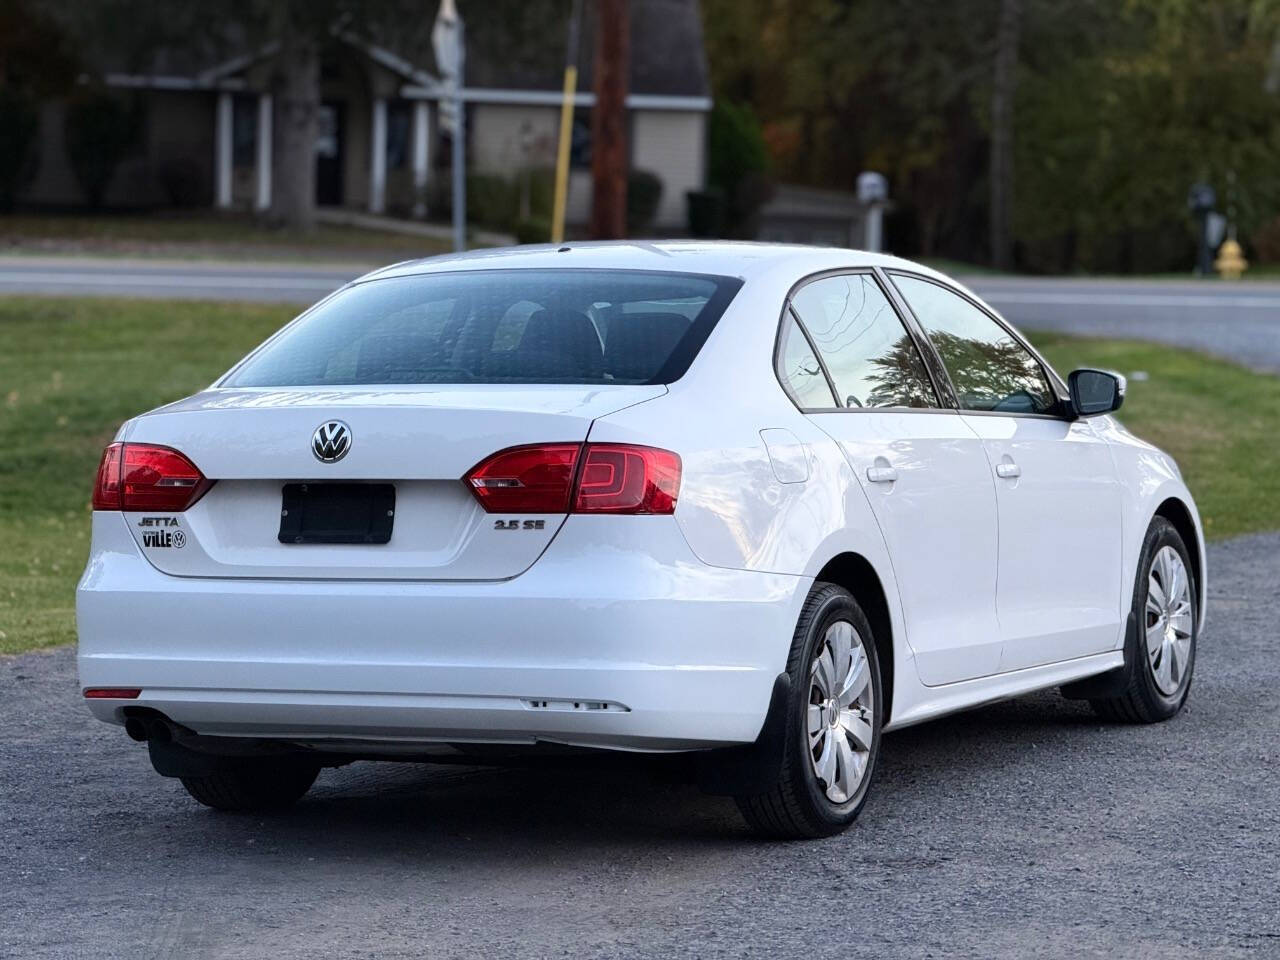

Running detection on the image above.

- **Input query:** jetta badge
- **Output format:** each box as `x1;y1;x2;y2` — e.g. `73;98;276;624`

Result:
312;420;352;463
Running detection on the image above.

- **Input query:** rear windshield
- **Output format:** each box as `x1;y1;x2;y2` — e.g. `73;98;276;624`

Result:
222;269;742;387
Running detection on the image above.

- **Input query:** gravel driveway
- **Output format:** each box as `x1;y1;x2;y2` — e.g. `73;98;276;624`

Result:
3;533;1278;960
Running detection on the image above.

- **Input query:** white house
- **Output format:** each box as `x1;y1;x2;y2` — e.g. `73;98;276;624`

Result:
21;0;712;231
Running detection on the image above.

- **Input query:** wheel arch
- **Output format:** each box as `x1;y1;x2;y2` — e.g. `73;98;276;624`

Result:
1153;495;1204;620
813;552;895;725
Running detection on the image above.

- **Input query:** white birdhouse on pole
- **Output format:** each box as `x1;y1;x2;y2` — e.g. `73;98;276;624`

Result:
433;0;467;250
433;0;465;135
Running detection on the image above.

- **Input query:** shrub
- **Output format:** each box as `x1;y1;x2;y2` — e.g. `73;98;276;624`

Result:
157;157;206;208
0;90;39;211
426;169;558;237
626;169;663;234
514;217;550;245
686;189;725;238
64;92;138;208
707;101;773;239
525;167;555;221
466;173;517;230
1250;215;1280;264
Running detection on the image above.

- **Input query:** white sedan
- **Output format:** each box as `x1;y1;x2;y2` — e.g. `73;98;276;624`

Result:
78;243;1204;838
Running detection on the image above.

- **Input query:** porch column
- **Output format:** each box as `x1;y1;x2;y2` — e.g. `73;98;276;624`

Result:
254;93;272;212
215;91;233;209
411;100;430;219
368;96;387;214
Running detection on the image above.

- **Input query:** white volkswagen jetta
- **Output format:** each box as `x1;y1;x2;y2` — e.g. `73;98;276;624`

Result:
78;243;1204;838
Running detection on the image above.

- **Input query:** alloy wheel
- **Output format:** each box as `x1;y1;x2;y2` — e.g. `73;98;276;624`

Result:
1145;545;1193;696
807;620;875;803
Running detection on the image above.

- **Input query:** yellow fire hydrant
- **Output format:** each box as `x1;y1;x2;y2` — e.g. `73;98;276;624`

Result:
1215;238;1248;280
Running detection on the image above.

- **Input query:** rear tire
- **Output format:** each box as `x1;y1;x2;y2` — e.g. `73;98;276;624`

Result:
735;583;882;839
181;760;320;812
1091;517;1197;723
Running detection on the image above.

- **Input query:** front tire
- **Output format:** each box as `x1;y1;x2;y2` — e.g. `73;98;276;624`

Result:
1091;517;1197;723
181;759;320;812
736;583;882;839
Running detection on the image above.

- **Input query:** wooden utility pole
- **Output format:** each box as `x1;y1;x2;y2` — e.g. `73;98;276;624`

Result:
551;0;584;243
589;0;629;239
989;0;1021;269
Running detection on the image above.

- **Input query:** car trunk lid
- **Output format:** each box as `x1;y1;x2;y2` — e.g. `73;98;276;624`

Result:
120;384;664;580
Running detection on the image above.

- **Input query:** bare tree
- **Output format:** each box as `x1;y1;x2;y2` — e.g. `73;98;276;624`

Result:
989;0;1021;269
589;0;629;239
269;4;322;232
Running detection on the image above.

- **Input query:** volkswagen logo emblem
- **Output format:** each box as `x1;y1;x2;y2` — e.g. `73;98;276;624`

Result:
312;420;352;463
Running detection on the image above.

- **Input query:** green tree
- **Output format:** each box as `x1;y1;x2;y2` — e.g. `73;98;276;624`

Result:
708;100;772;238
64;92;140;208
0;0;77;210
701;0;1280;273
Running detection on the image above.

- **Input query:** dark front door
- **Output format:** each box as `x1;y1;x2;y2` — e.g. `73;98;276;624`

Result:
315;102;344;205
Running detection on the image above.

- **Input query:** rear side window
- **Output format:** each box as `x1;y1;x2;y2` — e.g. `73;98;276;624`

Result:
789;273;938;409
223;269;742;387
777;313;837;408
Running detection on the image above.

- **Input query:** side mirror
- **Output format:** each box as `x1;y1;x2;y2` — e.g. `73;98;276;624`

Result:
1068;368;1125;417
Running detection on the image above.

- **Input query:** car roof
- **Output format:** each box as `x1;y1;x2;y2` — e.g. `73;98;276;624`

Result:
355;240;955;287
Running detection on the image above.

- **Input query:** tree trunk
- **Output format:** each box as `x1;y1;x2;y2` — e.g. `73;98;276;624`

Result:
989;0;1021;269
271;26;320;232
589;0;629;239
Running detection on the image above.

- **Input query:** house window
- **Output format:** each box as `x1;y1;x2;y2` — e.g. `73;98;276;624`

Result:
232;94;256;168
570;108;638;168
570;108;591;168
386;101;412;170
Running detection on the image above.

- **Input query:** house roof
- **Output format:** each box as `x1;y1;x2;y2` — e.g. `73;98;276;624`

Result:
454;0;710;99
83;0;710;101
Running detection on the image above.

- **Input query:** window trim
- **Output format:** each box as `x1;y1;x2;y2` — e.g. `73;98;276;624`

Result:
883;268;1073;421
773;267;948;414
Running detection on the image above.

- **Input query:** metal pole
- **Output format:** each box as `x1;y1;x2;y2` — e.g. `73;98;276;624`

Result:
452;87;465;252
1196;211;1211;276
865;205;883;253
551;0;584;244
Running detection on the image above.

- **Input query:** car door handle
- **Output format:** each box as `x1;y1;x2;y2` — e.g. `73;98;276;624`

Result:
995;462;1022;479
866;465;898;484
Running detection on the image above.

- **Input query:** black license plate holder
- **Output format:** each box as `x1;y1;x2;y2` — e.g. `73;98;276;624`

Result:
278;483;395;545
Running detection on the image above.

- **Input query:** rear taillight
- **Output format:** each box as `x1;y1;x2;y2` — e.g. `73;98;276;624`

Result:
91;442;212;512
91;443;123;509
464;443;681;515
465;443;582;513
574;444;681;514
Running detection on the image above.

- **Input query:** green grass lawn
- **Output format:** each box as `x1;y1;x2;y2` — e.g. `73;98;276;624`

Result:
0;298;294;655
1033;333;1280;541
1;296;1276;655
0;213;451;262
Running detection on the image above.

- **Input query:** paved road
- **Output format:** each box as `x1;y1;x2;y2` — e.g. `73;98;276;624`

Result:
0;256;361;304
3;255;1279;372
964;277;1280;375
4;533;1278;959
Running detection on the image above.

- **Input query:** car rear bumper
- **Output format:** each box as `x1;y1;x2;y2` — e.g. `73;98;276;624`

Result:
77;512;807;751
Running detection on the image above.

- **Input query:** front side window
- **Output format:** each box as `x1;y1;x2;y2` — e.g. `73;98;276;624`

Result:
789;273;938;409
223;270;740;387
777;313;837;408
891;274;1057;415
